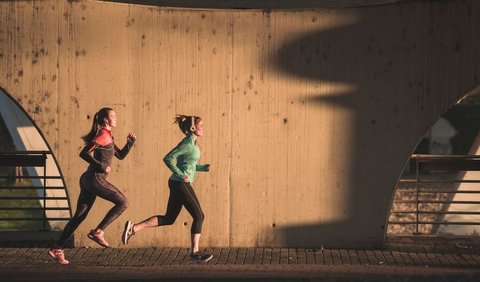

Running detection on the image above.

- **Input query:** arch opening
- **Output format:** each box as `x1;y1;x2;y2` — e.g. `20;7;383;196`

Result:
0;88;71;237
388;86;480;238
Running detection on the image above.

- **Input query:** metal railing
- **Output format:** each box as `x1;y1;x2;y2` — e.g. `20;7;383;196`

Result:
389;154;480;235
0;151;71;231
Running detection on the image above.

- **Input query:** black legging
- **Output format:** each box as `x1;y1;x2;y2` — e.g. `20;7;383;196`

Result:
57;171;128;247
156;179;205;234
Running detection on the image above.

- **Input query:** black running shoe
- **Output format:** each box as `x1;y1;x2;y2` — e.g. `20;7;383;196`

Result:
190;252;213;262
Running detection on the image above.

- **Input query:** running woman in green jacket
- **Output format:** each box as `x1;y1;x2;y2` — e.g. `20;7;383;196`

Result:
122;115;212;262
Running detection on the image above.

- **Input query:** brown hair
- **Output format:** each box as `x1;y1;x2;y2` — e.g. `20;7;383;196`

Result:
174;114;201;134
81;107;113;143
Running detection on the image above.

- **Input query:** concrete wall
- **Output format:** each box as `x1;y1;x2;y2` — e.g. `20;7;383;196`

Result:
0;0;479;248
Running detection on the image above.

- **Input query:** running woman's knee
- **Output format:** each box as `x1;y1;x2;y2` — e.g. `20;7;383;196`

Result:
117;197;128;212
77;212;89;223
71;214;87;225
72;206;90;223
195;211;205;224
157;215;175;226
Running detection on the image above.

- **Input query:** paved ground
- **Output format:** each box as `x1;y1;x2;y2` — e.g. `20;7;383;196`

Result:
0;236;479;281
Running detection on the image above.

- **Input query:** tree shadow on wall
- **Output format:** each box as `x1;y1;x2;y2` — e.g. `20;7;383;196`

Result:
268;3;471;248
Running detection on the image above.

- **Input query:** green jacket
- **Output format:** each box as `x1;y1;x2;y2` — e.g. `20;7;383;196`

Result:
163;134;208;183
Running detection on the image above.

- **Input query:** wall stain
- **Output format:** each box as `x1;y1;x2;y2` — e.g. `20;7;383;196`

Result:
70;96;79;108
247;75;254;90
33;105;42;114
126;17;135;27
31;48;47;65
75;49;87;57
41;91;51;102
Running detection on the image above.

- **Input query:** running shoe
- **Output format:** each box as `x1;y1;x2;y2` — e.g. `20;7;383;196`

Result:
122;220;135;245
190;252;213;262
48;248;69;265
87;229;109;247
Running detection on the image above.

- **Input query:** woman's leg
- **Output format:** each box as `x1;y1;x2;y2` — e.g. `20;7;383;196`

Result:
92;173;128;231
56;175;97;248
122;180;183;245
179;183;212;261
177;182;205;254
49;174;96;264
191;233;201;254
133;180;183;233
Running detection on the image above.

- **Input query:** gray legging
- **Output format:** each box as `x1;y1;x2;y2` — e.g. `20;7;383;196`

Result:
156;179;205;234
57;171;128;247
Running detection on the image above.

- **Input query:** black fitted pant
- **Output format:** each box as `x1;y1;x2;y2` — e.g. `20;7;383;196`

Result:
57;171;128;247
156;179;205;234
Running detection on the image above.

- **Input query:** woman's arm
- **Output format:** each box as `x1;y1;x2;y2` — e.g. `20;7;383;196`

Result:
196;164;210;172
79;142;108;172
79;128;113;172
163;140;189;179
114;132;136;160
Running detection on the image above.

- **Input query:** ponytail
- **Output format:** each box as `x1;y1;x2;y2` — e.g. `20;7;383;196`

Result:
174;114;199;134
81;107;113;144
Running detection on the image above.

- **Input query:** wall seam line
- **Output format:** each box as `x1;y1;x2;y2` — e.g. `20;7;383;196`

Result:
228;12;234;247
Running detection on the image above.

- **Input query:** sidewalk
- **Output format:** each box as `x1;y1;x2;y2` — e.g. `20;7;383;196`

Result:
1;240;479;282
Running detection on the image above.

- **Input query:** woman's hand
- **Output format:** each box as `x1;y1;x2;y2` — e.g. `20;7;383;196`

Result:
205;164;211;172
127;132;137;143
105;166;111;174
183;175;190;182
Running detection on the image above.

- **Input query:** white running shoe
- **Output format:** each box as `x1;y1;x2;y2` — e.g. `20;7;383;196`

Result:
122;220;135;245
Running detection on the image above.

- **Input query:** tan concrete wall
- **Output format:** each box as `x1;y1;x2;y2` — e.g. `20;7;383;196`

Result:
0;0;479;248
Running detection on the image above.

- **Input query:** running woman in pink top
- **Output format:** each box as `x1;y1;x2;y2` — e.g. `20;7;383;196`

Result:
49;107;136;264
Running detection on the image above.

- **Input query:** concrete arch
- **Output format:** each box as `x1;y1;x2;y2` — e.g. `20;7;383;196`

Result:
388;85;480;236
0;87;72;232
0;0;479;248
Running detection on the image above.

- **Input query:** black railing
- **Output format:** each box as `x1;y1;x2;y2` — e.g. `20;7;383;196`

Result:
0;151;71;231
389;154;480;235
